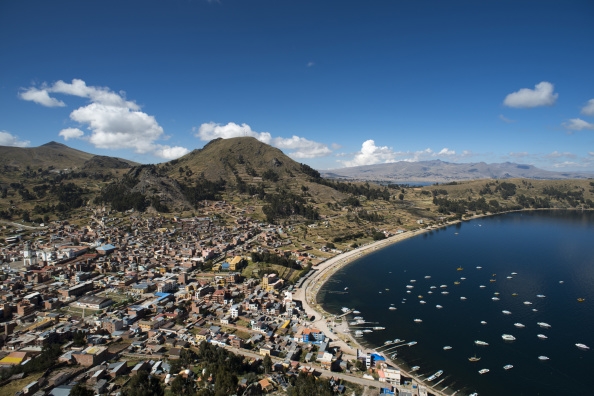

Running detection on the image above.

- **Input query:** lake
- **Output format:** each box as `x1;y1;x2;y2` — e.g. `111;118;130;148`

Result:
319;210;594;395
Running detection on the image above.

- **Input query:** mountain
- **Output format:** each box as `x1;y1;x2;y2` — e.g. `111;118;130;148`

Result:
0;141;137;172
322;160;594;183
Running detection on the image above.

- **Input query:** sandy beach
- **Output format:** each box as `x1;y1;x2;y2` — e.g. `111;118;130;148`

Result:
293;225;457;395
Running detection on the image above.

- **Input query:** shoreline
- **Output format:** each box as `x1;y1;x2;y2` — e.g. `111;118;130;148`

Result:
295;208;589;395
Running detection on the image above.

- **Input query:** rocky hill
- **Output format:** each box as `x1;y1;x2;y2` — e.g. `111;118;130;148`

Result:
322;160;594;183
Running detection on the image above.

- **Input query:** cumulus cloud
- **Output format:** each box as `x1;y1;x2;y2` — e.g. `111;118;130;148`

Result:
503;81;558;108
20;79;189;159
581;99;594;116
0;131;30;147
563;118;594;131
58;127;85;141
437;148;455;156
340;140;396;167
195;122;331;159
499;114;516;123
19;87;66;107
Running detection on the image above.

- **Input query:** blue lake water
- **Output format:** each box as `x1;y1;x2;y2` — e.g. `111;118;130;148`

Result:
319;210;594;396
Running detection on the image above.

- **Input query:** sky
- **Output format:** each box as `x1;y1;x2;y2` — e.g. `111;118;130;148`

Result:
1;0;593;172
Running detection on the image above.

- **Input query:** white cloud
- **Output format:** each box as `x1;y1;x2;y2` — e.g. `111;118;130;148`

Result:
581;99;594;116
20;79;189;159
552;161;583;168
194;122;331;159
307;61;315;67
499;114;515;123
503;81;558;108
437;148;455;156
58;127;85;141
546;151;576;159
589;152;594;157
19;87;66;107
153;145;190;160
0;131;30;147
563;118;594;131
340;140;397;167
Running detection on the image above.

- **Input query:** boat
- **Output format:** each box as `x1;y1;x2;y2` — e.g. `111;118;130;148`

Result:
427;370;443;381
478;368;489;374
428;291;433;294
344;287;349;291
354;330;363;337
502;334;516;341
511;272;517;275
411;366;420;371
479;285;486;288
490;279;496;283
407;341;417;346
454;281;461;285
354;316;363;320
391;353;397;359
430;286;437;289
406;290;411;294
410;279;416;283
523;301;532;305
436;305;443;309
494;292;500;295
389;306;397;310
419;300;426;304
414;319;422;323
460;296;467;300
532;308;538;312
384;340;393;345
506;276;512;279
441;291;449;295
502;310;512;315
469;393;478;396
537;294;546;298
393;338;402;343
457;266;463;271
481;321;487;325
425;275;431;279
576;343;590;350
341;307;350;313
537;322;551;328
460;277;466;280
512;293;518;297
538;356;549;361
577;298;585;302
443;346;452;350
514;323;525;328
418;295;423;299
440;284;448;288
537;334;547;339
475;340;489;346
503;364;513;370
353;310;361;314
406;285;414;289
492;297;500;301
363;329;373;333
468;355;481;362
373;326;385;330
476;266;482;269
559;280;564;284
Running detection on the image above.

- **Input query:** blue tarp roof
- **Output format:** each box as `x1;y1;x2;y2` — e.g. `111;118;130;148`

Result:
371;353;385;361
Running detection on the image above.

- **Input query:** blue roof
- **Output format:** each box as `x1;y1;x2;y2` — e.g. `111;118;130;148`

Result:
155;292;171;298
371;353;385;361
97;244;116;251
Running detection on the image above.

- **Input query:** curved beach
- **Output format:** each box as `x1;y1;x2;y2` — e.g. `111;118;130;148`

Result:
293;226;454;395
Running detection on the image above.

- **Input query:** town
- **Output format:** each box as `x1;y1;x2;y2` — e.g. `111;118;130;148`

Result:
0;203;419;396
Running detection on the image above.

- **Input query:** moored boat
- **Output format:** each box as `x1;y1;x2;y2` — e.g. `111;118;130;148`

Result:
503;364;513;370
443;346;452;350
436;305;443;309
407;341;417;346
537;334;547;339
514;323;525;328
502;310;512;315
414;318;422;323
537;322;551;328
502;334;516;341
427;370;443;381
576;343;590;350
389;306;397;310
478;368;489;374
411;366;420;371
537;294;546;298
468;355;481;362
523;301;532;305
538;356;549;361
475;340;489;346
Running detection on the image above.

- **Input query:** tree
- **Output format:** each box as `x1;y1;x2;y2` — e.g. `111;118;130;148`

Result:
121;370;164;396
170;375;196;396
399;193;404;201
70;384;94;396
262;354;272;374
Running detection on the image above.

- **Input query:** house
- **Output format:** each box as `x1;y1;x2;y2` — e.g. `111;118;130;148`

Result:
300;328;324;343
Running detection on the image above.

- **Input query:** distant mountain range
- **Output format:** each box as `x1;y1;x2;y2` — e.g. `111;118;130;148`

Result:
322;160;594;183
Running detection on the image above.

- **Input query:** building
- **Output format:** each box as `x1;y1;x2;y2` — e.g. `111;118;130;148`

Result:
74;295;114;310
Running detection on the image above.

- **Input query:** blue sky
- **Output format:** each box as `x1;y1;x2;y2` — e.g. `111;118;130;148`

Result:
1;0;593;171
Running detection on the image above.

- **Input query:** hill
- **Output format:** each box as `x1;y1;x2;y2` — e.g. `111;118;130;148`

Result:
322;160;594;183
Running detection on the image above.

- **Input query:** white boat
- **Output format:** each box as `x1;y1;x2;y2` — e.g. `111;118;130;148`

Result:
406;290;411;294
354;316;363;320
511;272;517;275
428;291;433;294
478;368;489;374
436;305;443;309
410;279;416;283
406;285;414;289
440;284;447;288
460;296;467;300
354;330;363;337
460;277;466;280
427;370;443;381
494;292;500;295
480;285;486;288
419;300;426;304
481;321;487;325
576;343;590;350
523;301;532;305
502;310;512;315
532;309;538;312
363;329;373;333
407;341;417;346
443;346;452;350
341;307;350;313
414;319;422;323
430;286;437;289
344;287;349;291
373;327;385;330
537;334;547;339
503;364;513;370
514;323;525;328
441;291;449;295
353;310;361;314
384;340;393;345
475;340;489;346
393;338;402;343
537;294;546;298
538;356;549;361
492;297;500;301
425;276;431;279
537;322;551;328
477;266;482;269
411;366;420;371
559;280;564;284
389;306;397;310
502;334;516;341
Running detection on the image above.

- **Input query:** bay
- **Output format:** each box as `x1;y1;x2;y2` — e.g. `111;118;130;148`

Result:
319;210;594;395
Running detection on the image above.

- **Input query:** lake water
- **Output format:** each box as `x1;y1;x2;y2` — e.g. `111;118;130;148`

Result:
319;210;594;396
